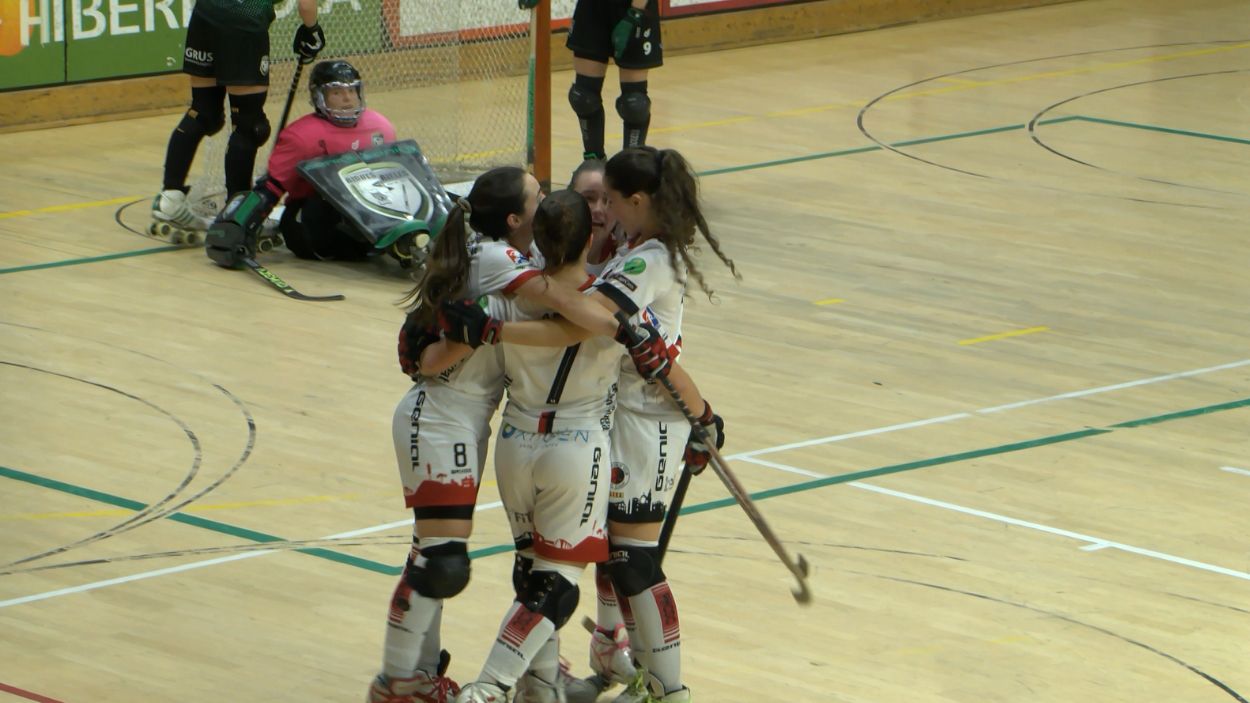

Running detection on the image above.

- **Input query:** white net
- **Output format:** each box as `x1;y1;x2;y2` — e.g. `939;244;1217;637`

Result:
188;2;542;218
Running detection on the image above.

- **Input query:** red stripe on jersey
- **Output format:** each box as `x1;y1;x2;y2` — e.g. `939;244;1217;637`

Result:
409;477;477;509
502;268;542;294
501;606;545;648
652;582;681;643
578;274;596;291
537;410;556;433
534;532;608;564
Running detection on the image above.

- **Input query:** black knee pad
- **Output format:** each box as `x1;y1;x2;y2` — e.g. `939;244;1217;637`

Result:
512;553;534;600
606;543;664;598
568;81;604;118
179;86;226;138
228;93;272;148
615;91;651;126
404;541;471;599
522;570;580;629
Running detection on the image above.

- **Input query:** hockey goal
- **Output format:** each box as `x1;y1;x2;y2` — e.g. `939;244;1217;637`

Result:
188;1;552;218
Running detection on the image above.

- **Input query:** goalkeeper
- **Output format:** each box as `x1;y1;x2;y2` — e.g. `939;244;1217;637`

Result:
206;60;410;267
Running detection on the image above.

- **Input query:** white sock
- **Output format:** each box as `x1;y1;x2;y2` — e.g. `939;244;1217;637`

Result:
626;581;682;693
529;631;561;684
381;575;442;679
416;603;444;675
480;601;557;688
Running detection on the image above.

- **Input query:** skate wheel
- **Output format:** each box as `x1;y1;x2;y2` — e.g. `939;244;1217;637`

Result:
256;238;274;253
182;231;203;246
414;233;430;249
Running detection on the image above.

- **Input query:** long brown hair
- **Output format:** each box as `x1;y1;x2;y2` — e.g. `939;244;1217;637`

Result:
533;190;592;272
604;146;739;299
398;166;529;327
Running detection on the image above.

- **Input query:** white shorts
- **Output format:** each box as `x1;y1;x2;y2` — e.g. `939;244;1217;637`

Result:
392;384;493;519
608;409;692;525
494;421;611;563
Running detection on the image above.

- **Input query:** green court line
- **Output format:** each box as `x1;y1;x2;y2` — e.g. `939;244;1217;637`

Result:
1070;115;1250;146
5;395;1246;572
0;465;399;576
0;245;183;275
1;117;1087;275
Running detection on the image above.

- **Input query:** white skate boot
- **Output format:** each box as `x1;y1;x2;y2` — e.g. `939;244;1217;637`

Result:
589;625;636;687
150;189;211;245
367;670;461;703
452;681;508;703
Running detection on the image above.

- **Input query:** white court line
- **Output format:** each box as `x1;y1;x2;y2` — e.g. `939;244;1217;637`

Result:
848;480;1250;581
5;359;1246;607
0;500;506;609
1220;466;1250;477
737;358;1250;458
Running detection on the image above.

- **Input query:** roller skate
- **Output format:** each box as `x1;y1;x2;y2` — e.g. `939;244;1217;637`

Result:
379;220;432;270
149;189;211;246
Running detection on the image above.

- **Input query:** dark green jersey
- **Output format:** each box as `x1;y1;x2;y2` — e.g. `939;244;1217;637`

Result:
194;0;281;33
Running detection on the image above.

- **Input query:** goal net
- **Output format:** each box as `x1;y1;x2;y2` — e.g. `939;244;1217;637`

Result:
188;1;549;219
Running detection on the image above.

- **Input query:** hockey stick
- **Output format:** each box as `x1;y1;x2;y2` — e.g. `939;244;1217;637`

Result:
614;312;812;605
657;462;693;558
242;257;345;302
277;59;308;134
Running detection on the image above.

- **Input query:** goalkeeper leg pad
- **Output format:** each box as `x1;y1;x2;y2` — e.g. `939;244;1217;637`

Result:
205;188;277;268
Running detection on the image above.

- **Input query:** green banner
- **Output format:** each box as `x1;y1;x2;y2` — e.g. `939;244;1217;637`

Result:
0;0;383;91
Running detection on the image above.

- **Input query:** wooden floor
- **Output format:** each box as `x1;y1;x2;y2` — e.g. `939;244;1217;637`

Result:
3;1;1248;701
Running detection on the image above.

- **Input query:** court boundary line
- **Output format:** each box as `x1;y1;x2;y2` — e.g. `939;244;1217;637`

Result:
3;366;1247;607
13;113;1247;274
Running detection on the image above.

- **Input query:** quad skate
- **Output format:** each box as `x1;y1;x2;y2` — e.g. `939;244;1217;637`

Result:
149;189;211;246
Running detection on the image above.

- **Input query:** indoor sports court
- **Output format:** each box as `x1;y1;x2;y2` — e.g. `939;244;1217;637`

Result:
1;0;1247;701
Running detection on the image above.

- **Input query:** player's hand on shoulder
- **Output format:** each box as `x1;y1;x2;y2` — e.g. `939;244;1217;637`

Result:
293;23;325;62
684;401;724;475
439;299;503;348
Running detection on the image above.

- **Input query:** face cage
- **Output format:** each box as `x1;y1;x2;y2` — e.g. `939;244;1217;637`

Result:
312;80;366;126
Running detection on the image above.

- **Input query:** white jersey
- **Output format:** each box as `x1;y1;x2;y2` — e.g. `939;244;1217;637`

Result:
490;282;623;433
467;234;546;299
593;239;685;416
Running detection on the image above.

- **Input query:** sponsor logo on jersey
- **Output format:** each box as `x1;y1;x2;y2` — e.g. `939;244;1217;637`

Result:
654;422;670;491
622;257;646;274
605;272;636;292
184;47;212;65
351;139;360;150
259;55;269;77
372;132;385;146
505;248;530;265
580;447;602;526
611;462;629;493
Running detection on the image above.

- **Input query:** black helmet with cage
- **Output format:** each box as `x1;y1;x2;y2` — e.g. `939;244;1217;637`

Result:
309;60;365;127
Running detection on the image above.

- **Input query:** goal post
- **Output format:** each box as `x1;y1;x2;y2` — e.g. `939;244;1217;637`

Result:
188;1;551;217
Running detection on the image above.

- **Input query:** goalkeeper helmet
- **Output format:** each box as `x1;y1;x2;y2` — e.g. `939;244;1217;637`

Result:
310;60;365;127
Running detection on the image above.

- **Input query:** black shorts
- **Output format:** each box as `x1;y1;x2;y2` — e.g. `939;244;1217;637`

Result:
183;9;271;87
566;0;662;70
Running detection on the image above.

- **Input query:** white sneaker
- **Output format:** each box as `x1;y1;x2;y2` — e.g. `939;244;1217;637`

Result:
152;189;210;230
453;681;508;703
609;669;648;703
644;687;690;703
368;671;461;703
590;625;636;687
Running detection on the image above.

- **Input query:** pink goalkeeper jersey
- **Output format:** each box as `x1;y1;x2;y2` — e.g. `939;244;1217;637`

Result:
266;110;397;200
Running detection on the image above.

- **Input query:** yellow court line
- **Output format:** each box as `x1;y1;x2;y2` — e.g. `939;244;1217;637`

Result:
0;195;142;220
813;297;845;305
959;325;1049;346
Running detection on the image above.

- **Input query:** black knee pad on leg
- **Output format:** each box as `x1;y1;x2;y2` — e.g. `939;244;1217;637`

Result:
615;91;651;126
522;570;580;629
228;92;271;147
178;86;226;138
404;541;471;599
512;553;535;600
568;81;604;118
606;543;664;598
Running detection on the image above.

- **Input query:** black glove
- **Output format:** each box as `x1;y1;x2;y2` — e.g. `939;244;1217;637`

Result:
293;23;325;62
397;318;441;378
518;0;540;8
439;299;503;348
684;401;724;475
611;6;646;60
615;320;670;380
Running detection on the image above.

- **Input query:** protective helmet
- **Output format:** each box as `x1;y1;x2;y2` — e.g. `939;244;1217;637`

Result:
309;60;365;127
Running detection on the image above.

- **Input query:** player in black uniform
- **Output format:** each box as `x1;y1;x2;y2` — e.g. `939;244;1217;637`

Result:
561;0;662;160
150;0;324;243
